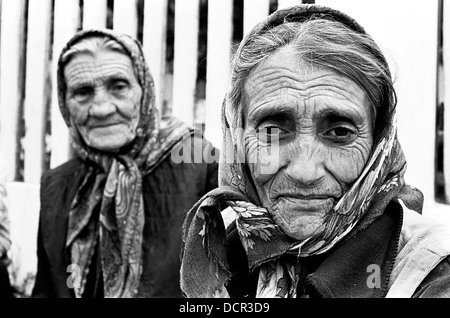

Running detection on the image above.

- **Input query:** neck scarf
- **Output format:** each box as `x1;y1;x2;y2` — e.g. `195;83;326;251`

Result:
58;29;192;298
180;5;423;298
0;184;11;258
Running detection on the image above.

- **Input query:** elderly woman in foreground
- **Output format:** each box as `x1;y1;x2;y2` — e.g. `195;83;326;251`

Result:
180;4;450;298
32;29;218;298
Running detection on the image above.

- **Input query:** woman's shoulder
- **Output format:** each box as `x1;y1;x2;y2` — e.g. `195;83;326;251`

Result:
413;255;450;298
399;200;450;249
386;199;450;297
40;158;88;208
41;157;86;184
146;131;219;189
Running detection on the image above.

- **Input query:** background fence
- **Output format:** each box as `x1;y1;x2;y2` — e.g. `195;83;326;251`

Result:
0;0;449;295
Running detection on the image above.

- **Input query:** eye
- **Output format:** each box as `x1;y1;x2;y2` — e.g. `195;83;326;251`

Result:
254;113;294;143
111;79;130;94
256;126;283;146
329;127;352;137
73;86;93;102
322;126;357;143
257;126;279;136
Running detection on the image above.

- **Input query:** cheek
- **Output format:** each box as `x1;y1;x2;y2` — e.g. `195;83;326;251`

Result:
245;134;284;204
115;86;142;122
245;135;281;183
248;139;373;201
66;100;88;125
327;141;372;185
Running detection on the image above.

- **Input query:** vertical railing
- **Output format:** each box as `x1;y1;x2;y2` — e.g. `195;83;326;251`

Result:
278;0;303;9
113;0;138;38
443;0;450;203
23;0;52;183
50;0;79;169
142;0;168;117
243;0;270;36
0;0;25;182
204;0;233;148
172;0;199;126
83;0;107;29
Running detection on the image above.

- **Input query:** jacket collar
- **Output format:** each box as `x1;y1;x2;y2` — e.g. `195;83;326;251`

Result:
303;201;403;298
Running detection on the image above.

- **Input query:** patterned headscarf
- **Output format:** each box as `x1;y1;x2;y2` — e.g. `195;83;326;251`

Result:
58;29;192;298
0;184;11;259
180;5;423;298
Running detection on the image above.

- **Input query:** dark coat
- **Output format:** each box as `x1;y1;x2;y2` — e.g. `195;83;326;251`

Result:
0;258;15;298
32;135;218;298
225;200;450;298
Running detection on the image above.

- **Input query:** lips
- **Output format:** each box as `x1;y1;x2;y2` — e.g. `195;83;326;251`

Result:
273;192;339;201
283;196;334;209
87;122;124;129
272;193;337;213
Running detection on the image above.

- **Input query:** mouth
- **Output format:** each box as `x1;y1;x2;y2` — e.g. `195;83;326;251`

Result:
87;122;124;129
272;194;337;213
273;192;338;201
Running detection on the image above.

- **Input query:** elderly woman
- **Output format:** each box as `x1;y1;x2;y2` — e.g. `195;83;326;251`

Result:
32;29;218;298
180;5;450;298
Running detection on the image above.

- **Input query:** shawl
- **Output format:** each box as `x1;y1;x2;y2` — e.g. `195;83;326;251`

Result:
180;4;423;298
0;184;11;258
57;29;192;298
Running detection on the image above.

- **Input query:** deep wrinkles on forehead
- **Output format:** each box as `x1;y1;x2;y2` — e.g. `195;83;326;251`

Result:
243;68;366;125
245;66;365;105
65;55;136;88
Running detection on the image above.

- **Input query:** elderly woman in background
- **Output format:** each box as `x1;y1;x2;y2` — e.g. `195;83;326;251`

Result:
32;29;218;298
181;5;450;298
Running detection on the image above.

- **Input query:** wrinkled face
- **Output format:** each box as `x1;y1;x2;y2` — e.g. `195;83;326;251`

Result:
64;48;142;152
243;47;374;240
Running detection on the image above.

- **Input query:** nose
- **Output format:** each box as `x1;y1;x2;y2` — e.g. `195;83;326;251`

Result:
284;136;325;188
88;89;116;118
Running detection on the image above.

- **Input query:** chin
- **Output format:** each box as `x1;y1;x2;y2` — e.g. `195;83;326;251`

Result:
86;137;134;152
282;227;318;241
269;199;330;241
274;214;326;241
82;125;136;152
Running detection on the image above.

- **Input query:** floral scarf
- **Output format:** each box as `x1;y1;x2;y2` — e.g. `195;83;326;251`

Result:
180;5;423;298
58;29;192;298
0;184;10;258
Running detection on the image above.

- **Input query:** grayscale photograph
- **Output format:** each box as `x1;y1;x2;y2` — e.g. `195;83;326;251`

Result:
0;0;449;306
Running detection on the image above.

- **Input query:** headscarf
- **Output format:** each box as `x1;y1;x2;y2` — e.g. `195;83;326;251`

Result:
180;5;423;298
58;29;192;298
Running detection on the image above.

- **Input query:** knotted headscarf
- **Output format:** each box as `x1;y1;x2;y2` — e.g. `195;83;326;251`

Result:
58;29;192;298
180;5;423;298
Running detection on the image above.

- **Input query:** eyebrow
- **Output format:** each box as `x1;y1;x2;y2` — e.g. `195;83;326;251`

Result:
317;106;366;126
246;102;366;127
246;104;297;127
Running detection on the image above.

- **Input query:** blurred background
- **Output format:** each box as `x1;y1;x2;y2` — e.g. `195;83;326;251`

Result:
0;0;449;296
